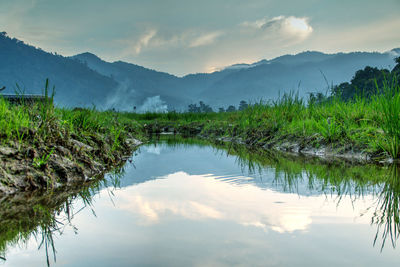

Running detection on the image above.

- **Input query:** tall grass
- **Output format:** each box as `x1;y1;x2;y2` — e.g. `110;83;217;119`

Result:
0;80;142;163
132;83;400;160
2;80;400;160
373;81;400;158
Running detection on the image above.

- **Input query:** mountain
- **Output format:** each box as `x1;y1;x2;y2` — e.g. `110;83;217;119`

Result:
0;32;117;107
71;52;186;110
1;32;398;110
198;51;397;106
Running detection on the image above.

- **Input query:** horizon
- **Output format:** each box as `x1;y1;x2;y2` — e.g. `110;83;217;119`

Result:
1;0;399;76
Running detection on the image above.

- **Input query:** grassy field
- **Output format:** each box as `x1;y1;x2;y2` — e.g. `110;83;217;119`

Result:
125;81;400;160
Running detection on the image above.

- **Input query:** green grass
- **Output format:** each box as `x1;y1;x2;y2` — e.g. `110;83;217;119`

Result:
0;97;142;153
127;82;400;160
0;82;144;191
1;80;399;162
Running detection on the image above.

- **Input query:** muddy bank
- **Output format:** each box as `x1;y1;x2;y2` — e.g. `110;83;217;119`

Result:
0;134;142;194
143;122;391;165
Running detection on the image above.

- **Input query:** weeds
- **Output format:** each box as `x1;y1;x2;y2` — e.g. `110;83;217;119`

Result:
33;148;55;170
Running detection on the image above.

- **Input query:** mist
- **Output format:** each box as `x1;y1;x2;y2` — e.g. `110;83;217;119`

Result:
137;95;168;113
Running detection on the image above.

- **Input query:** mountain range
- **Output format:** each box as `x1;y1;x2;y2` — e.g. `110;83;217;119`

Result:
0;32;398;111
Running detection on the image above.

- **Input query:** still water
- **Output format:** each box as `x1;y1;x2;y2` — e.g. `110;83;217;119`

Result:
1;138;400;266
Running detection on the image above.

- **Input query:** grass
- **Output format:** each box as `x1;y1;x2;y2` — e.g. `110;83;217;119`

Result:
0;80;144;191
1;79;399;171
0;87;143;155
126;81;400;160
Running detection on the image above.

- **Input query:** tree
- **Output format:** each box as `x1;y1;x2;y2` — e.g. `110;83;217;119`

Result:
330;66;390;100
331;82;352;100
188;101;213;113
199;101;213;113
330;62;400;101
226;105;236;112
218;107;225;113
392;57;400;75
238;100;248;111
188;103;200;113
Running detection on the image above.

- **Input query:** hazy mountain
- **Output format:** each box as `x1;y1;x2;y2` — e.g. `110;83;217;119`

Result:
199;51;397;106
0;32;117;107
72;52;186;110
76;48;396;110
1;32;398;111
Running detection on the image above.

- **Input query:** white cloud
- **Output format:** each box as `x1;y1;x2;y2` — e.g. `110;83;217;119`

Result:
281;16;313;39
189;31;223;48
242;15;313;41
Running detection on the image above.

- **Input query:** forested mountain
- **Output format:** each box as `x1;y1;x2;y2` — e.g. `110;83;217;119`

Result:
1;32;398;110
0;32;117;107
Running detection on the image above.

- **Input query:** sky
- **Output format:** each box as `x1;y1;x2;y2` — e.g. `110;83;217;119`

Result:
0;0;399;76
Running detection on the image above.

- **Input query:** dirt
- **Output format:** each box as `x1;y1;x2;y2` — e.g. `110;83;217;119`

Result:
0;135;142;194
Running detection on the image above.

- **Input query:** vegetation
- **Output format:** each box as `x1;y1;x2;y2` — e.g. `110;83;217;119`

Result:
331;57;400;101
126;58;400;161
129;89;400;160
1;59;399;194
0;80;143;192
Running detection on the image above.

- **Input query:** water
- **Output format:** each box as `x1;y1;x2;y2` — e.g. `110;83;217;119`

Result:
1;138;399;266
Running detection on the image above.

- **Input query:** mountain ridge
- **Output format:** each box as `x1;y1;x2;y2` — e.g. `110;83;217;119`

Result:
1;32;398;111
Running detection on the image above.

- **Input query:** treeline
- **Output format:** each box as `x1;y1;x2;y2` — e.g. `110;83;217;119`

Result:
187;100;249;113
329;57;400;101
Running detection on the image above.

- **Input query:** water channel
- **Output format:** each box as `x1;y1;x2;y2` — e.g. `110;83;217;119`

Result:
1;137;399;266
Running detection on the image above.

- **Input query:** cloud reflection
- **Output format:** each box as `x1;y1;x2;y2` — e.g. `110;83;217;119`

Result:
111;171;373;233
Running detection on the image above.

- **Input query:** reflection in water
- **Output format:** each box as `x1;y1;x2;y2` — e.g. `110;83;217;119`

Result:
0;167;125;266
0;137;400;266
372;165;400;250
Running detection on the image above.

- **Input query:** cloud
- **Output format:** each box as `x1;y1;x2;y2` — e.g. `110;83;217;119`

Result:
114;15;313;74
118;29;223;58
133;29;157;54
242;15;313;41
189;31;223;48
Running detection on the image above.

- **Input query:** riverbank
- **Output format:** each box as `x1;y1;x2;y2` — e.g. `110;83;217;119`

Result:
127;83;400;164
0;98;144;194
1;82;399;193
